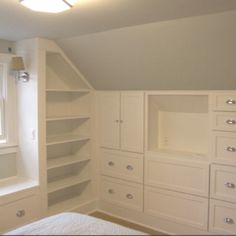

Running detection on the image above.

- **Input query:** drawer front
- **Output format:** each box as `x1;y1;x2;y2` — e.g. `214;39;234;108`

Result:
144;187;208;230
210;199;236;234
101;176;143;211
101;149;143;183
213;95;236;111
212;132;236;165
211;164;236;203
213;113;236;131
145;157;209;197
0;195;40;233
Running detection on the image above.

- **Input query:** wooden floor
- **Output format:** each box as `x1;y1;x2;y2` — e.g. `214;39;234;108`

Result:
90;211;165;235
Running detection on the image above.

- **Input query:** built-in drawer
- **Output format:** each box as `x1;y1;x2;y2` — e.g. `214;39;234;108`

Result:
212;132;236;165
101;149;143;183
212;112;236;131
0;195;40;233
212;94;236;111
209;199;236;235
145;156;209;197
211;164;236;203
144;187;208;230
101;176;143;212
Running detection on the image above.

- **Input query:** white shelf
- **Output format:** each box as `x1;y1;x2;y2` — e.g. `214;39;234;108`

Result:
46;115;90;122
46;89;90;93
46;134;90;146
48;176;91;194
47;155;90;170
48;197;94;216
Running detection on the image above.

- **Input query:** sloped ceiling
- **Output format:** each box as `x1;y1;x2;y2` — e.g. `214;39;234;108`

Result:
1;0;236;40
57;10;236;90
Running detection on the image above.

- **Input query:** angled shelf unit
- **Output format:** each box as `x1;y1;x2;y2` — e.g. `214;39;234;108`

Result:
45;51;93;214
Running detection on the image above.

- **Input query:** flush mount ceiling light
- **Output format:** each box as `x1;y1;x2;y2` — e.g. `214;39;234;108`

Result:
20;0;73;13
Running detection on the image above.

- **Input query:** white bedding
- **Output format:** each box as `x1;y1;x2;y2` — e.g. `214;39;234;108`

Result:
5;212;147;235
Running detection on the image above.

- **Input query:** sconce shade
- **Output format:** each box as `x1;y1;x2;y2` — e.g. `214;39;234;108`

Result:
12;57;25;71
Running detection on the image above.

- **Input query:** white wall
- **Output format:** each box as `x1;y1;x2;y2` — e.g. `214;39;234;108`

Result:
15;39;39;181
58;10;236;90
0;39;14;54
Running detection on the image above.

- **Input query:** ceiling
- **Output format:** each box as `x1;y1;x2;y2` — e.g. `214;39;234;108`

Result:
1;0;236;41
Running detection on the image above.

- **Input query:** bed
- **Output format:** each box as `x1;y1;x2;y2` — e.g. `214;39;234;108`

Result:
5;212;147;235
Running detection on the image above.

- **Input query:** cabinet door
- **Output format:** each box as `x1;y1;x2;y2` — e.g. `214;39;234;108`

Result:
121;92;144;153
99;92;120;149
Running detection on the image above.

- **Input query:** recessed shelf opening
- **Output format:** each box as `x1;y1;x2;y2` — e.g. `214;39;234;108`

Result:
148;95;209;157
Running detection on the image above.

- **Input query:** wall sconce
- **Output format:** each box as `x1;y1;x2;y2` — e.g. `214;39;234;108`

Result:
11;57;30;83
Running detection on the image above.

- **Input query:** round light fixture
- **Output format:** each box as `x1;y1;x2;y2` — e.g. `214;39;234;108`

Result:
20;0;73;13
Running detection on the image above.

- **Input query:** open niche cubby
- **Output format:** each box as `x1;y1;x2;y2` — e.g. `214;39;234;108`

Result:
147;94;209;159
45;51;93;213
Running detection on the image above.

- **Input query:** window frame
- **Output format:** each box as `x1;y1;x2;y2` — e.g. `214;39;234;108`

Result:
0;54;17;147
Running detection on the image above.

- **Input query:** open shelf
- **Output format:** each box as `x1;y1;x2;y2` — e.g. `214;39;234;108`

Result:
147;94;209;158
46;92;91;118
47;155;90;170
46;115;90;122
48;176;91;194
46;134;90;146
45;51;93;214
48;181;93;215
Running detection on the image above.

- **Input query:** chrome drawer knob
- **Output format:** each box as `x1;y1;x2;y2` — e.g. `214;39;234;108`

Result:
226;99;236;105
108;161;114;167
225;182;235;188
126;194;133;199
226;146;236;152
224;218;234;224
226;120;236;125
16;210;25;218
126;165;134;171
108;189;114;194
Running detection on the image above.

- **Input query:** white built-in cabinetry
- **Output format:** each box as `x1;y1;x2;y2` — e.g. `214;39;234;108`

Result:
45;51;95;215
100;92;144;153
99;92;144;213
144;92;210;232
209;94;236;235
99;91;236;235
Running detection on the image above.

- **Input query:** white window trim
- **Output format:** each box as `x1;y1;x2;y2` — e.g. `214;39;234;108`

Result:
0;54;17;148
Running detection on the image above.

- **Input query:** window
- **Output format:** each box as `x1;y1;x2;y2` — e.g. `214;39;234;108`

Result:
0;54;17;147
0;63;6;143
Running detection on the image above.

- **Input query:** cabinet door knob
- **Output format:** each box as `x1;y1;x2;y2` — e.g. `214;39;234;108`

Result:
115;120;119;123
126;194;134;199
225;182;235;188
108;161;114;167
226;120;236;125
108;189;114;194
16;210;25;218
126;165;134;171
226;146;236;152
120;120;123;123
224;217;234;224
226;99;236;105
